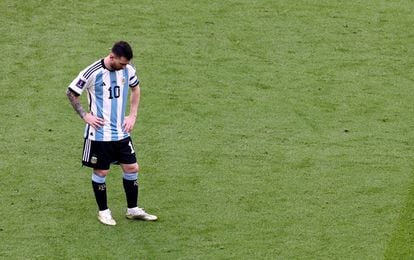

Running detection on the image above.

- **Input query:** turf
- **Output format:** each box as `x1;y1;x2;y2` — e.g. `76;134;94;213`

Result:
1;0;414;259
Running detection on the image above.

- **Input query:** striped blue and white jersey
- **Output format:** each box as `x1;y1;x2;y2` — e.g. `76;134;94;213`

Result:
68;59;140;141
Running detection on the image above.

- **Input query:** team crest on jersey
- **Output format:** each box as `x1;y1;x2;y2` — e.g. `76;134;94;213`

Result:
76;79;86;89
122;77;126;85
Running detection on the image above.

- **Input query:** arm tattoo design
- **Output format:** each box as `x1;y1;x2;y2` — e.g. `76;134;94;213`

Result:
66;89;87;118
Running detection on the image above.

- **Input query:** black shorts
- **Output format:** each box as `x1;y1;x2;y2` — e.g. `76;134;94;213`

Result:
82;137;137;170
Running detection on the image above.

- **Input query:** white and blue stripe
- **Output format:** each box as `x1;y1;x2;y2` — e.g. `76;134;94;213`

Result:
68;59;140;141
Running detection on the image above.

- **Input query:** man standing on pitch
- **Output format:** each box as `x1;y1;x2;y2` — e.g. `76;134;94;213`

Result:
66;41;157;225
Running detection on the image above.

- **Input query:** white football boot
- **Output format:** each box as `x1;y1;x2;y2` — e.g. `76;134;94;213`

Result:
98;209;117;226
126;207;158;221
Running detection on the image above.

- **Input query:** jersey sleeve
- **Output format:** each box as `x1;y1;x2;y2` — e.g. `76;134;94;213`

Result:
69;71;88;95
68;71;90;95
128;65;140;88
68;60;102;95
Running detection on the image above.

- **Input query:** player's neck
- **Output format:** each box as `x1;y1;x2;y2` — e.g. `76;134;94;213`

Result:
103;56;114;71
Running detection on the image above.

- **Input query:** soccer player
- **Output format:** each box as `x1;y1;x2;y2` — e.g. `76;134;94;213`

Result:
66;41;157;225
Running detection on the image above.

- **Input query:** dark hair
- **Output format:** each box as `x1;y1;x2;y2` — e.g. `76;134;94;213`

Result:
111;41;133;60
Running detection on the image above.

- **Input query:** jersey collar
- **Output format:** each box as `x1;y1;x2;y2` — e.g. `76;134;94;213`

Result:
101;59;115;72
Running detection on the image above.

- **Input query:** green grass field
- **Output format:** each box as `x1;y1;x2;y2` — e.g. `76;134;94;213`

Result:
1;0;414;258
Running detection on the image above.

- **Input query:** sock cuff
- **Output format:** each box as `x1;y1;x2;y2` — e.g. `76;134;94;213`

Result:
123;172;138;181
92;173;106;183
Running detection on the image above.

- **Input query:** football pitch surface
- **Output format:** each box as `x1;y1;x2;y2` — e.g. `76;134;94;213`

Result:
1;0;414;258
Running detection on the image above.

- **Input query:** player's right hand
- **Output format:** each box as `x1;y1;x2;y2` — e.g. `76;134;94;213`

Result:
83;113;105;130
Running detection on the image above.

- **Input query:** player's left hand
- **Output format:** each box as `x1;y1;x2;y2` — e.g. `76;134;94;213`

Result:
123;115;136;133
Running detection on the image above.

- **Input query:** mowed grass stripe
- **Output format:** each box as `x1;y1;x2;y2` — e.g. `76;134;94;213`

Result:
384;175;414;259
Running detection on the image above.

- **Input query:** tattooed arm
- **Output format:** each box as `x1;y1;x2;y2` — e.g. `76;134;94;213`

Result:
66;88;87;118
66;88;104;129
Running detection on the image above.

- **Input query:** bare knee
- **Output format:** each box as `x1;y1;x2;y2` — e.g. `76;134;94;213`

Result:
94;169;110;176
121;163;139;173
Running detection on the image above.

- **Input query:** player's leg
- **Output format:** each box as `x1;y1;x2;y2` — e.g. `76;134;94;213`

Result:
121;163;139;209
82;139;115;225
117;138;139;209
121;163;157;221
91;169;110;212
92;169;116;225
118;137;157;221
